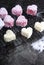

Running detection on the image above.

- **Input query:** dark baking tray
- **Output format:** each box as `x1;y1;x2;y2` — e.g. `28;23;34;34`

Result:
0;0;44;65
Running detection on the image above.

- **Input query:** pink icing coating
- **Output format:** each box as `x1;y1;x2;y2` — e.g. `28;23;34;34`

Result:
16;15;28;27
4;15;14;28
0;7;8;19
27;4;37;16
11;5;23;16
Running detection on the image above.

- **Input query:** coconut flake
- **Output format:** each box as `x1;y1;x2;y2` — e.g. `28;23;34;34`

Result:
31;37;44;53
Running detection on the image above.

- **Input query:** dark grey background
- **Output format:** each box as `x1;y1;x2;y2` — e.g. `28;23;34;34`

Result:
0;0;44;65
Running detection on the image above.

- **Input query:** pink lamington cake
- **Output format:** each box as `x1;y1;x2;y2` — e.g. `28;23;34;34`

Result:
0;7;8;19
11;5;23;16
26;4;37;16
3;15;14;28
16;15;28;27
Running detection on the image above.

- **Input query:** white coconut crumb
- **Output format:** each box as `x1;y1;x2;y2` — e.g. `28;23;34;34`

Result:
31;37;44;53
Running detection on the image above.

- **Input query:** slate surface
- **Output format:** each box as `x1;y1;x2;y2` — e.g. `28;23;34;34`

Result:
0;0;44;65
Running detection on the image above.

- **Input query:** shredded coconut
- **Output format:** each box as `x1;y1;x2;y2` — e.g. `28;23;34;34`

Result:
31;37;44;53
